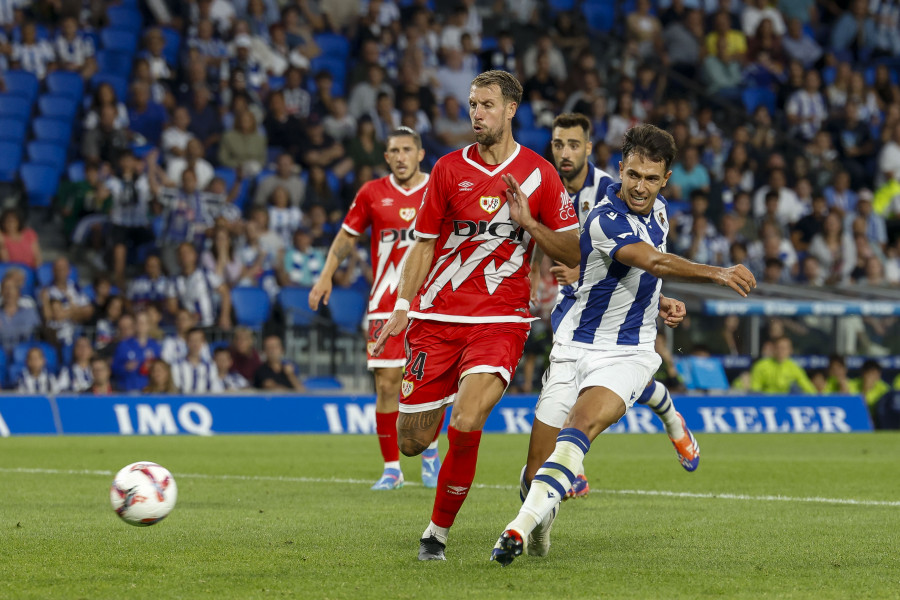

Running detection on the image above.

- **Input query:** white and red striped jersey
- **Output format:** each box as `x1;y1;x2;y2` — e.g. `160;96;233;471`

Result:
342;173;429;319
410;143;578;323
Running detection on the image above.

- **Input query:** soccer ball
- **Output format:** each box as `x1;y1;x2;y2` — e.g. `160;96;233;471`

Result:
109;462;178;526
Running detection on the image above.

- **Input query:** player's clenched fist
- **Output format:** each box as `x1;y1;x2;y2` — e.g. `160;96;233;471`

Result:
372;309;409;356
717;264;757;297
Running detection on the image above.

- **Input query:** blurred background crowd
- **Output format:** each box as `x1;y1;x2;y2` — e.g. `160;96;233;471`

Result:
0;0;899;414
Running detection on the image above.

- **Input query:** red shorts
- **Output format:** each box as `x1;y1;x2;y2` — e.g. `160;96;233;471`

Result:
366;316;406;369
399;319;530;413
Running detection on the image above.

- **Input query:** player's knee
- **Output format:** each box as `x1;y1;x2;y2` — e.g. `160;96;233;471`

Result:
398;436;427;457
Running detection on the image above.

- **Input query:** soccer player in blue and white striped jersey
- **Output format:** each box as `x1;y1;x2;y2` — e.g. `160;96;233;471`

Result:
171;328;223;394
492;124;757;566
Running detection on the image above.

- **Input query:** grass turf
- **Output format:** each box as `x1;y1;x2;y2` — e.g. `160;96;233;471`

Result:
3;433;899;599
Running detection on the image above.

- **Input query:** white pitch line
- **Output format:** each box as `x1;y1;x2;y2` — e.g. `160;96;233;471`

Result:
4;467;899;508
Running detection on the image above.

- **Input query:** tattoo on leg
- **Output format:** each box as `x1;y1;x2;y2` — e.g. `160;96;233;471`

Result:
398;409;442;450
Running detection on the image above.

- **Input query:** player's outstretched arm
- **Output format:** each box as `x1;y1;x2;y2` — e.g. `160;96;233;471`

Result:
503;173;580;268
372;236;436;356
309;228;357;309
616;242;757;297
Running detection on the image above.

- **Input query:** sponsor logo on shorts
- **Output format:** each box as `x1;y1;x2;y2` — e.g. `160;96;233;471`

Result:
399;207;416;222
446;485;469;496
401;380;414;397
479;196;501;214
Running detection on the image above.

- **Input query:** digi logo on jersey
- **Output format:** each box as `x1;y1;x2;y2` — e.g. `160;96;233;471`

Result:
379;227;417;242
451;219;525;242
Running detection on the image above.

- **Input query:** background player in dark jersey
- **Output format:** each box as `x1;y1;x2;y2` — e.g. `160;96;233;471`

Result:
373;70;580;561
310;128;440;490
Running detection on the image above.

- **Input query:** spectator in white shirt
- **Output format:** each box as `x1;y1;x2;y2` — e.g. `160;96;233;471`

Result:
54;16;96;79
169;242;233;330
786;70;828;142
57;336;94;393
17;347;59;394
161;308;212;365
11;21;55;80
172;328;223;393
161;107;196;165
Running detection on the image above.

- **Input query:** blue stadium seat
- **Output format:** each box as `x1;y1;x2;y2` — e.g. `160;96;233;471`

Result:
38;95;79;122
821;66;837;86
480;36;498;51
0;94;31;120
160;27;182;67
313;33;350;59
279;287;320;327
46;71;85;102
309;56;347;93
516;102;535;129
36;261;78;289
741;87;776;116
96;49;133;79
12;341;59;375
268;75;285;91
2;70;39;105
67;161;85;183
231;286;272;327
100;28;138;54
0;141;23;182
11;23;49;43
26;141;67;172
20;163;62;208
583;2;616;33
517;128;551;153
548;0;576;12
0;118;27;144
32;117;72;144
214;166;237;191
106;6;143;33
90;74;129;106
0;263;36;297
326;288;367;335
303;375;343;390
678;356;730;391
0;346;6;389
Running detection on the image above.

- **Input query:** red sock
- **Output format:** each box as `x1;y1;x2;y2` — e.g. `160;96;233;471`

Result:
430;426;482;528
375;411;399;463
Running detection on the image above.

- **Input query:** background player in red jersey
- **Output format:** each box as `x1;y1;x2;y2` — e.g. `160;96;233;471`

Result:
310;127;441;490
373;70;581;561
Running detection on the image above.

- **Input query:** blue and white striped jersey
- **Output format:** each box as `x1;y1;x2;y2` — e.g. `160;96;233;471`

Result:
553;182;669;352
171;359;223;393
551;163;616;332
17;369;59;394
57;364;92;393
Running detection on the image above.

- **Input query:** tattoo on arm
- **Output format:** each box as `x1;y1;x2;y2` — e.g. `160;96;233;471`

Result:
332;235;354;262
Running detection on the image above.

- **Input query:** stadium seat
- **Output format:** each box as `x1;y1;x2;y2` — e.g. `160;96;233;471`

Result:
0;346;6;389
96;49;134;80
741;87;776;116
20;163;62;208
0;94;31;120
678;356;730;392
100;28;138;54
160;27;182;67
214;166;237;191
67;161;85;183
106;6;143;33
516;102;535;129
278;287;320;327
37;95;79;122
583;2;616;33
548;0;576;13
0;262;36;296
0;141;24;182
26;141;67;173
0;118;27;144
2;70;39;105
313;33;350;59
517;128;551;153
32;117;72;144
36;261;78;289
480;36;498;51
310;56;348;91
11;23;49;43
12;341;59;375
326;288;367;335
231;286;272;328
303;375;343;390
91;74;129;104
46;71;84;102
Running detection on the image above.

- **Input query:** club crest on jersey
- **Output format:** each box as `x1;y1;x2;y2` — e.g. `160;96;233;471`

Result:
401;380;414;397
367;341;376;355
582;201;590;212
479;196;501;214
399;207;416;222
657;211;667;227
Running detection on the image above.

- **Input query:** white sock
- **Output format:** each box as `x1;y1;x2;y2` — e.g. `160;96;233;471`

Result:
646;381;684;439
423;521;449;545
384;460;400;470
507;436;586;537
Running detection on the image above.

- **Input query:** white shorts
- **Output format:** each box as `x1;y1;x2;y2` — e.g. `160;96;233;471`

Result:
534;343;661;428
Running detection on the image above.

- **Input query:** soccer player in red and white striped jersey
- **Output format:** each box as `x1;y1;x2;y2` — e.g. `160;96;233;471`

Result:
373;70;580;560
310;128;440;490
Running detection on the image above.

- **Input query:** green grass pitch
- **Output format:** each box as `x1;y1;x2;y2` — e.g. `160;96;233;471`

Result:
3;433;899;599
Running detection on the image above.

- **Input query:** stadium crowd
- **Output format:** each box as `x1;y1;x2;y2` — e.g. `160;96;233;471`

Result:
0;0;899;407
